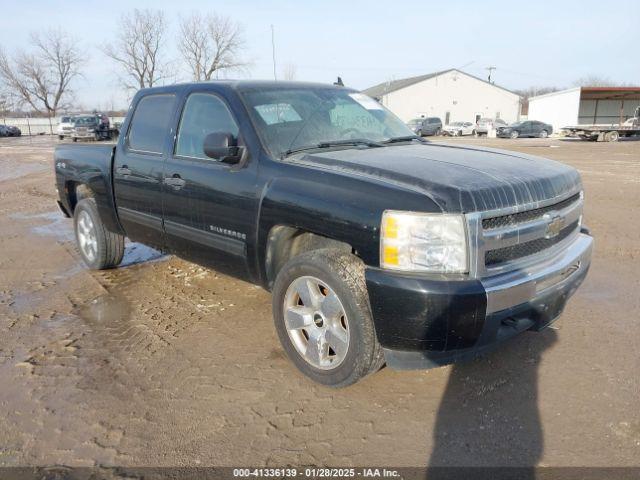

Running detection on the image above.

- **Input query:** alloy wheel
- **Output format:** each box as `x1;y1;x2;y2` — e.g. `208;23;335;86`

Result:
283;275;350;370
77;210;98;262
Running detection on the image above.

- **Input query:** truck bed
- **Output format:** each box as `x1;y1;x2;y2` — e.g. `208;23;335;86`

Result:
54;143;122;233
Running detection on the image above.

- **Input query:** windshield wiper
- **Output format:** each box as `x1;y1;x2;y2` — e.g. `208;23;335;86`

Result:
381;135;425;144
317;139;383;148
282;139;383;158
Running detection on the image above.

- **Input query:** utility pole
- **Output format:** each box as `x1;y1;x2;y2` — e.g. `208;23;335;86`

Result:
271;24;277;81
486;66;496;83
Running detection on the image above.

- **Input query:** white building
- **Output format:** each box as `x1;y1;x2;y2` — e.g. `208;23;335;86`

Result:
363;69;521;125
528;87;640;133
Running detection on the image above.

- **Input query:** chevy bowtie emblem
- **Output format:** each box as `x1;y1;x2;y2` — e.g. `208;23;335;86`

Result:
544;214;565;238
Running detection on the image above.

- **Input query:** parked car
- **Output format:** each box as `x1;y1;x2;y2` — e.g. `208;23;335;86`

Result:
476;118;507;136
54;81;592;387
0;125;22;137
442;121;476;136
497;120;553;139
407;117;442;136
71;114;117;141
57;115;75;140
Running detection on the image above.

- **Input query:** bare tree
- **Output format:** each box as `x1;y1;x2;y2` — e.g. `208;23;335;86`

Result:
103;9;169;89
282;63;297;81
572;75;614;87
514;85;562;115
178;12;246;81
0;29;82;116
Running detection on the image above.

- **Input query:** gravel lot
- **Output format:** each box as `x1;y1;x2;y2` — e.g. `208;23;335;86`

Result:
0;135;638;468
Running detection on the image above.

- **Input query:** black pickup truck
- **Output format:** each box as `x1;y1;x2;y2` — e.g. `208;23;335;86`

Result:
54;81;593;387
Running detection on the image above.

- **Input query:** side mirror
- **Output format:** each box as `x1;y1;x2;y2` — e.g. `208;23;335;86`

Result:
203;132;242;164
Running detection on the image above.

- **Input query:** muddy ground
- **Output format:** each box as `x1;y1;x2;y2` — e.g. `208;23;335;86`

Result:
0;135;638;468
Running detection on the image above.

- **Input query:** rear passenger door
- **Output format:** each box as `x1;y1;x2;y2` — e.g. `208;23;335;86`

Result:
114;93;176;248
161;90;258;280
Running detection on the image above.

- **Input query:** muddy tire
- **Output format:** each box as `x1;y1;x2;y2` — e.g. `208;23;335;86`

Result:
272;249;384;387
73;198;124;270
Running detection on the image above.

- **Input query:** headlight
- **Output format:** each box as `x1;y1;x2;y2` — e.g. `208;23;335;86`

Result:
380;211;468;273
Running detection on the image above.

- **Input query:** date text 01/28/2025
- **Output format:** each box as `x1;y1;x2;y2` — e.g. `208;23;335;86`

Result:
232;467;400;477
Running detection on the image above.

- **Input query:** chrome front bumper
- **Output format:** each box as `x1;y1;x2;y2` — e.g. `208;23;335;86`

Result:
482;231;593;314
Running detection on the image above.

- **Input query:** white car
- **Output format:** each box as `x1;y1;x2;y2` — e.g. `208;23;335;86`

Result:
57;115;75;140
443;121;476;136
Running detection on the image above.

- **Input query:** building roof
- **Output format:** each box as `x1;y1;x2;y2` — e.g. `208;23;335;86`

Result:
363;69;519;98
363;70;452;98
530;86;640;102
580;87;640;100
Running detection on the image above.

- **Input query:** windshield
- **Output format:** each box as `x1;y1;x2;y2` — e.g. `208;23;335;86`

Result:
449;122;464;126
509;121;523;127
61;116;72;123
408;119;422;125
74;116;97;126
241;87;413;158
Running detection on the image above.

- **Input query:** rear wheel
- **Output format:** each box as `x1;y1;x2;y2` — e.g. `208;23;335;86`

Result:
74;198;124;270
272;249;384;387
605;131;619;142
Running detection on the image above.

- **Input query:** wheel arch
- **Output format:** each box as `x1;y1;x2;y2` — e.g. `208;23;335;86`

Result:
264;225;353;289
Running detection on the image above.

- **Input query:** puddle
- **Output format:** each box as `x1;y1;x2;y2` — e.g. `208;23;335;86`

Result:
11;211;75;243
0;162;48;182
14;210;168;267
75;291;130;325
121;241;166;267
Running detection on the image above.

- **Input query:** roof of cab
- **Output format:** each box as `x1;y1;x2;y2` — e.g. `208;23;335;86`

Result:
137;80;355;95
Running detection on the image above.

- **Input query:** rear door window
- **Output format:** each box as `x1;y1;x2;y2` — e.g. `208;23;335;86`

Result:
127;94;176;154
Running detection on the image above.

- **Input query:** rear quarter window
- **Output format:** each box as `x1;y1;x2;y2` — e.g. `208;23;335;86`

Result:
127;94;176;154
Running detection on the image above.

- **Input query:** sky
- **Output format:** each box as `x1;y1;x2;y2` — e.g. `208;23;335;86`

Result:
1;0;638;111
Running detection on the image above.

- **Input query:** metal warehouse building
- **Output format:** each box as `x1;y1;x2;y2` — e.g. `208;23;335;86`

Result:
363;69;521;125
528;87;640;133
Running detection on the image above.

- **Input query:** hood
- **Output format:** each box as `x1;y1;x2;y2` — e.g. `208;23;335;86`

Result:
289;143;582;213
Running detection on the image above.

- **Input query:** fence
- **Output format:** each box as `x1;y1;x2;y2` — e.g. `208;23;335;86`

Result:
1;117;126;136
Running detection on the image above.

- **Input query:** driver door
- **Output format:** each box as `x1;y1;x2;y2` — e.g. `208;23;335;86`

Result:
161;90;258;279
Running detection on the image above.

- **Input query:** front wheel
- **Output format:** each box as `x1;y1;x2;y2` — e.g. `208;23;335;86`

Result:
74;198;125;270
510;130;519;139
539;130;548;138
272;249;384;387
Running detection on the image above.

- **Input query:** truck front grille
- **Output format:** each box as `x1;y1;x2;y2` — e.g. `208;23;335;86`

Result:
485;220;579;266
470;192;583;275
482;193;580;230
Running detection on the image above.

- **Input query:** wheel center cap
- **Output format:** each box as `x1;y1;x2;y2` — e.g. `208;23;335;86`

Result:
313;313;324;328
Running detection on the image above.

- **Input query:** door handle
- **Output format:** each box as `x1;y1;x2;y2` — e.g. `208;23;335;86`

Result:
116;166;132;176
164;174;186;189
